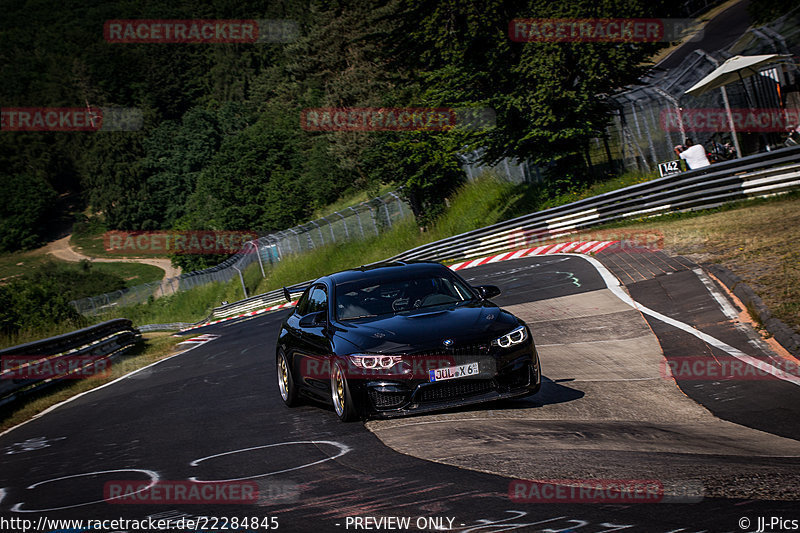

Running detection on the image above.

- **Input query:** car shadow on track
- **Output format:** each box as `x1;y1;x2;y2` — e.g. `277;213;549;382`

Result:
366;376;585;420
496;376;585;409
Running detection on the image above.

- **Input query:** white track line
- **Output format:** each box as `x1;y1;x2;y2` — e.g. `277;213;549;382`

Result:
447;244;798;385
572;254;800;387
692;267;740;319
0;342;209;438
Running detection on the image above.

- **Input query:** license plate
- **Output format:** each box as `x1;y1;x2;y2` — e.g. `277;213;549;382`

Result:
429;362;480;382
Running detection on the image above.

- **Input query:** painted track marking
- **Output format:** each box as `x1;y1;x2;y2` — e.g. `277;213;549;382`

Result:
11;469;159;512
188;440;351;482
573;254;800;387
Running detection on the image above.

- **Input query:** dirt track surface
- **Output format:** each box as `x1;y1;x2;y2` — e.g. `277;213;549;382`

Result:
44;235;182;280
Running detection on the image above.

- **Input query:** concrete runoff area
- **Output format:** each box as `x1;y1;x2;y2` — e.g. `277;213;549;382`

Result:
367;286;800;500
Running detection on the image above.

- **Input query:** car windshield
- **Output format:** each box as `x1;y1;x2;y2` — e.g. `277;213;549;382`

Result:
335;272;476;320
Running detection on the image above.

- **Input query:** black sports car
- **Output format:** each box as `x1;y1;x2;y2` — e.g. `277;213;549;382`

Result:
275;261;541;421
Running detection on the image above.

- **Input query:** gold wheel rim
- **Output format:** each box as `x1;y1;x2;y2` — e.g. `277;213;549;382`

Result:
333;365;345;416
278;356;289;399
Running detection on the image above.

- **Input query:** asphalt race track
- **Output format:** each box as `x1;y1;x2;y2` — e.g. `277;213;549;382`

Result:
1;252;799;532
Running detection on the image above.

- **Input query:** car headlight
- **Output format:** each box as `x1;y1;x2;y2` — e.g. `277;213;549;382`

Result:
492;325;528;348
347;354;403;370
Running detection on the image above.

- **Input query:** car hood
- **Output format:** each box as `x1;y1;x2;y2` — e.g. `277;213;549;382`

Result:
332;302;521;353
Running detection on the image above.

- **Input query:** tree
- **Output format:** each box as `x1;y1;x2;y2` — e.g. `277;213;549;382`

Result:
0;174;58;251
393;0;674;182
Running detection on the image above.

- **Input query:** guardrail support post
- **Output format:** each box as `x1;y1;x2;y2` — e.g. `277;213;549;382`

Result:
382;198;392;228
337;212;349;239
390;192;405;218
326;217;336;242
349;207;365;238
250;241;265;277
367;203;379;235
233;265;247;299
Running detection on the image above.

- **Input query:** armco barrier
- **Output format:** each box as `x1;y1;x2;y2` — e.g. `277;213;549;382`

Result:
197;145;800;323
391;145;800;263
0;319;140;406
137;322;195;333
207;283;310;321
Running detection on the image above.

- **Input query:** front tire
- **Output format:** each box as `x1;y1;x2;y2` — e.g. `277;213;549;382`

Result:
277;350;299;407
331;361;359;422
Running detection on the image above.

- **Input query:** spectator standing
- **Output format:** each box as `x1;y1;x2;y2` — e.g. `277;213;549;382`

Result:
674;138;711;170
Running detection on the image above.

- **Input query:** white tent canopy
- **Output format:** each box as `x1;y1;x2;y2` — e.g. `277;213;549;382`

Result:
685;54;790;97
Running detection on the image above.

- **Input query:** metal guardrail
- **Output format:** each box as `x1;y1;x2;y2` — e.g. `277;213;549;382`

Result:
137;322;195;332
0;319;140;406
208;283;310;320
199;146;800;323
4;147;794;402
391;145;800;263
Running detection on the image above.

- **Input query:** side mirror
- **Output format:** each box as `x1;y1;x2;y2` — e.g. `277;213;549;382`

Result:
476;285;501;299
283;287;292;302
299;311;327;328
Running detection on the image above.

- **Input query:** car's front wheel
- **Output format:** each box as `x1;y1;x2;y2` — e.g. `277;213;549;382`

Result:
331;361;359;422
277;350;299;407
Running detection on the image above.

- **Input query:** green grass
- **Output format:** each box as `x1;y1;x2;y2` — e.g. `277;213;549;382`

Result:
70;216;113;257
499;168;660;217
108;276;247;326
576;190;800;333
311;183;399;220
252;175;522;295
90;262;164;287
0;250;56;282
96;171;659;326
71;217;173;259
0;319;95;350
3;167;759;336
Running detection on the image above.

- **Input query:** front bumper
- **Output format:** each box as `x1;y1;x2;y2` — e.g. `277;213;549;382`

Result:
358;343;541;418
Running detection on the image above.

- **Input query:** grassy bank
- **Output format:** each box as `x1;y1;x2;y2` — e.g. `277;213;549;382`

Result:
108;278;246;326
12;169;796;338
86;171;671;326
89;262;164;287
254;175;522;295
248;183;798;335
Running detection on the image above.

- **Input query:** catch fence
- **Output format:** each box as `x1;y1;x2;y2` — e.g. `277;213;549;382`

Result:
70;191;411;315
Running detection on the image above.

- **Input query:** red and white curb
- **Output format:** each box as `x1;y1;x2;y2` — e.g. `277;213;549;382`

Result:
177;301;297;334
177;333;221;345
448;240;617;271
176;240;617;333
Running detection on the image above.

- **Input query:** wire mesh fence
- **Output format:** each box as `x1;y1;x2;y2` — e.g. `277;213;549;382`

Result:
70;191;412;316
459;149;546;184
595;9;800;174
460;10;800;183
